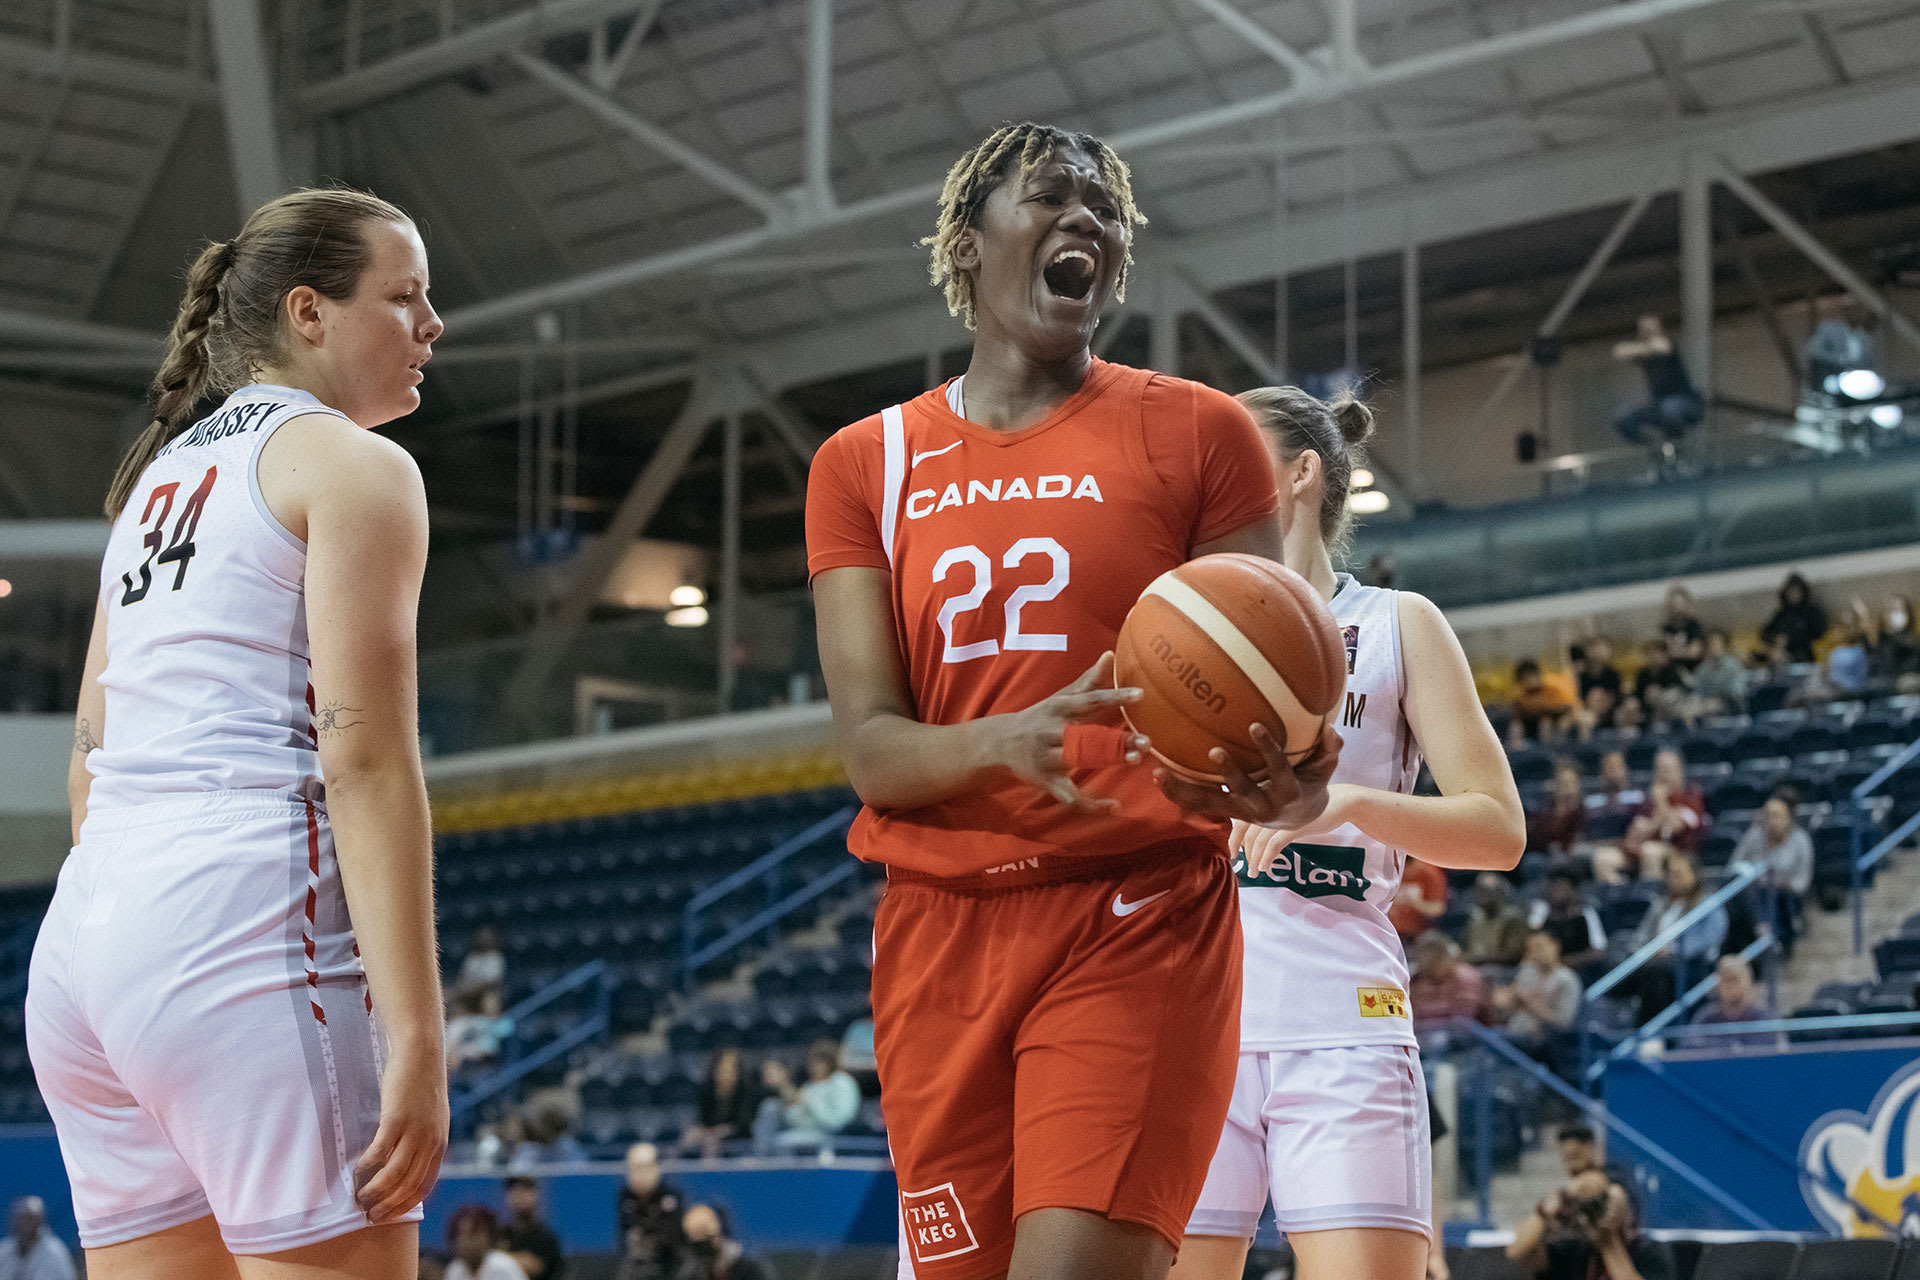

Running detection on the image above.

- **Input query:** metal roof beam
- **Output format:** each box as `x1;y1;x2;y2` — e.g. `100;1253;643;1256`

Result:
0;34;217;101
206;0;287;216
0;309;161;353
294;0;650;116
803;0;836;213
1179;0;1324;84
439;0;1751;335
508;51;785;220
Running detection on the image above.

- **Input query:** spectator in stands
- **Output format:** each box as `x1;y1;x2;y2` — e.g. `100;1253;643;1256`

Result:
1510;659;1573;745
1465;872;1531;965
1365;551;1397;588
1632;641;1685;722
1730;794;1812;960
509;1101;587;1169
456;924;507;1000
1598;750;1704;883
1827;614;1872;695
1526;762;1587;860
1595;750;1633;804
1390;857;1449;944
1684;629;1748;716
675;1205;767;1280
1573;636;1623;705
0;1196;73;1280
1494;931;1583;1061
1627;851;1728;1023
1612;314;1702;449
682;1047;760;1159
1508;1170;1674;1280
503;1177;566;1280
421;1252;449;1280
1871;594;1920;687
1659;585;1705;671
1761;572;1827;665
1571;684;1619;742
754;1040;861;1152
615;1142;685;1280
446;1206;528;1280
1410;933;1489;1031
1686;955;1778;1052
1530;871;1609;976
1556;1124;1603;1180
1611;693;1647;736
447;987;514;1072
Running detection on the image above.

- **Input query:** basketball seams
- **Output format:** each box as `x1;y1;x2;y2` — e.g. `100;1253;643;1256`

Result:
1118;598;1272;780
1140;573;1318;745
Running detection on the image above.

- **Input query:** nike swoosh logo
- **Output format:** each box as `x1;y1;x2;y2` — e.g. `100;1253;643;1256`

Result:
911;441;961;467
1112;889;1172;918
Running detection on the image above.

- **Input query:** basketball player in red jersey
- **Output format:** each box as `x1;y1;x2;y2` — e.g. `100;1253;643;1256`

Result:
805;123;1339;1280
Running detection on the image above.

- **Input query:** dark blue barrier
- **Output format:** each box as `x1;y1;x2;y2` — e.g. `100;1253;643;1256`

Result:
424;1160;898;1253
1605;1039;1920;1233
0;1134;897;1256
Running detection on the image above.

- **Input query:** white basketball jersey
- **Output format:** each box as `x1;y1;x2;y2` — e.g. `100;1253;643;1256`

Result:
86;385;350;816
1236;574;1422;1051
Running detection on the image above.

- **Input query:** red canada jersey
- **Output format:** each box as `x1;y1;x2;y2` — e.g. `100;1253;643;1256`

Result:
805;358;1280;880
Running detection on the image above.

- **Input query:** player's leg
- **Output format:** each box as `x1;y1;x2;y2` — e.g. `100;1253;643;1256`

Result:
233;1222;419;1280
1008;853;1242;1280
1165;1235;1249;1280
1265;1045;1432;1280
1287;1227;1429;1280
1009;1208;1171;1280
84;1215;242;1280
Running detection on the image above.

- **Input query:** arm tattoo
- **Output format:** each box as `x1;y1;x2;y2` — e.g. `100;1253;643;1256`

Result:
74;718;99;754
315;702;366;737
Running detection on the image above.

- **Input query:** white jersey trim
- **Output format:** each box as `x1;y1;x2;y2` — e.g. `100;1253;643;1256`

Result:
879;403;906;569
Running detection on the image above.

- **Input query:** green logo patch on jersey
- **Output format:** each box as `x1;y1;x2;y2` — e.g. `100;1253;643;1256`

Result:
1233;842;1371;901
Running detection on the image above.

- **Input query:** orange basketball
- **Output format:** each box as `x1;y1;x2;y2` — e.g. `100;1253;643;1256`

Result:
1115;553;1347;785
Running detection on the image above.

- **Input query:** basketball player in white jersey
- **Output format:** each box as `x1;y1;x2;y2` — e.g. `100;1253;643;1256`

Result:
27;188;445;1280
1173;387;1526;1280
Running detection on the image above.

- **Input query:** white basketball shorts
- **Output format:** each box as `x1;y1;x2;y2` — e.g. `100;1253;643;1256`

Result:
25;792;419;1254
1186;1043;1432;1241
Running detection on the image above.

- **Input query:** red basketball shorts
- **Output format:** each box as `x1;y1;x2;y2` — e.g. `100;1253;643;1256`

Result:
873;849;1242;1279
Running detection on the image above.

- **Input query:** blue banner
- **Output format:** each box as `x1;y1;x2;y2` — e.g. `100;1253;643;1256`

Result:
1605;1040;1920;1234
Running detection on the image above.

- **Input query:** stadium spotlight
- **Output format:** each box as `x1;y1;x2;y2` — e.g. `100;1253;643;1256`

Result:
1348;491;1390;515
1351;468;1375;489
1836;368;1887;400
1871;404;1904;429
669;584;706;607
0;579;10;599
665;605;710;628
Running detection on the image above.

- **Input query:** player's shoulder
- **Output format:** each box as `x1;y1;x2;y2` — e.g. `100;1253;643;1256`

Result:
1136;367;1256;428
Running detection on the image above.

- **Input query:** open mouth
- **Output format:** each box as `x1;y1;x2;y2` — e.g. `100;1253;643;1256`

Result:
1042;248;1097;302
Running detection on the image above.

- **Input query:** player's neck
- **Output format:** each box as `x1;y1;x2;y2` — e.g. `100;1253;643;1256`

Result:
956;338;1093;433
1285;525;1340;600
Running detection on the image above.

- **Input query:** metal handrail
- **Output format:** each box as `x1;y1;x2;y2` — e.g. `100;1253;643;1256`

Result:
1662;1008;1920;1040
1450;1020;1770;1230
1850;733;1920;951
1591;934;1775;1081
450;959;614;1122
680;806;857;989
1587;863;1764;1001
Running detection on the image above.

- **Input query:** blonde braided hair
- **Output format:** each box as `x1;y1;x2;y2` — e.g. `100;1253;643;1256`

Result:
922;122;1146;330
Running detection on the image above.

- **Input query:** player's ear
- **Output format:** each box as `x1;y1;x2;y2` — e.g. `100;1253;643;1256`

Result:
951;225;981;275
1290;448;1321;502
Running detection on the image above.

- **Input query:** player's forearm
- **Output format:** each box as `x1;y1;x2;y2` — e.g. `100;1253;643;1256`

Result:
840;710;1009;810
1347;788;1525;871
326;761;444;1052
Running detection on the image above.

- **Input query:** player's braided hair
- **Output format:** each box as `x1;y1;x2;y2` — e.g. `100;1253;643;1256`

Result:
105;186;412;519
923;121;1145;330
1239;385;1377;563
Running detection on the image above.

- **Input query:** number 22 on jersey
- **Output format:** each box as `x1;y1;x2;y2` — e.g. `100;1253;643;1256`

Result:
932;536;1070;663
121;466;217;606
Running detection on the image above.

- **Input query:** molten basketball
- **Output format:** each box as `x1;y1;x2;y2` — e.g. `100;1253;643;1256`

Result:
1115;554;1347;784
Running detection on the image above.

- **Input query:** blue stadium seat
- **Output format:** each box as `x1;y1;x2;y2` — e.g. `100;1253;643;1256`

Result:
1874;937;1920;977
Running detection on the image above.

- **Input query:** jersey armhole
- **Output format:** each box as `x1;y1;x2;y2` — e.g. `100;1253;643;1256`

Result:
249;407;350;554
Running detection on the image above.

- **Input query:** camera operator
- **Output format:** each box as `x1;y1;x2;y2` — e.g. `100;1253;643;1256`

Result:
1506;1170;1673;1280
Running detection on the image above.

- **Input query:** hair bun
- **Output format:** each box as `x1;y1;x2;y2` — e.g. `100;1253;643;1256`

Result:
1332;396;1375;447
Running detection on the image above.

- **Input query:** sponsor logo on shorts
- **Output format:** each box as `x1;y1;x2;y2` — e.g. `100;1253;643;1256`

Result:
1111;889;1171;917
1232;843;1371;901
984;856;1041;876
1357;986;1409;1018
901;1183;979;1263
